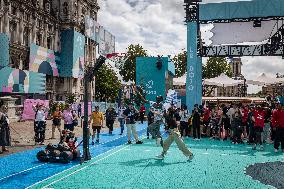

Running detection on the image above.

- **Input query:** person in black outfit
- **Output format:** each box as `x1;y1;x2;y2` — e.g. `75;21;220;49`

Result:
105;106;116;135
192;105;201;140
77;103;82;117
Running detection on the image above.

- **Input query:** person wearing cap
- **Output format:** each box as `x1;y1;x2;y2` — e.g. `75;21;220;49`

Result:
32;103;48;145
273;103;284;153
122;103;143;144
89;106;104;144
252;105;265;150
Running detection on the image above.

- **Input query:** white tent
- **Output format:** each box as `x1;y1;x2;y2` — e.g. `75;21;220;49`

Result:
173;74;186;86
247;73;282;86
204;73;243;87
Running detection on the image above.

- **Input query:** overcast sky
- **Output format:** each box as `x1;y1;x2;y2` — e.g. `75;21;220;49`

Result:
98;0;284;92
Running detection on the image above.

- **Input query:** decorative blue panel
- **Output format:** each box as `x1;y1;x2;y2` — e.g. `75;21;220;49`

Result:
0;33;9;68
60;29;85;78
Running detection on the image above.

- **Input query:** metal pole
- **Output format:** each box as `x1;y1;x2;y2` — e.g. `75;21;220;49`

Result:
83;77;91;161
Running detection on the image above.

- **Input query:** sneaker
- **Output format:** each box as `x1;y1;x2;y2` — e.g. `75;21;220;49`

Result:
187;154;194;161
196;138;201;141
127;141;132;144
119;133;123;135
40;142;45;145
136;141;143;144
260;145;264;151
274;149;279;153
91;141;95;145
147;136;149;139
155;154;164;160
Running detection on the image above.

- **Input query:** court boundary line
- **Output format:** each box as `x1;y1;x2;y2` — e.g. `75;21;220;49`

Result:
26;128;147;189
0;163;47;182
41;144;133;189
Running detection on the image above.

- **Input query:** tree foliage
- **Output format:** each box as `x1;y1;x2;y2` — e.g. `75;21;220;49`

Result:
95;65;121;102
203;57;232;79
119;44;148;82
202;57;233;96
172;50;187;78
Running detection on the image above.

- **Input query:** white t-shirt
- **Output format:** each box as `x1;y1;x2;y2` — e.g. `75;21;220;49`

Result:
35;110;46;122
118;107;126;118
180;110;190;122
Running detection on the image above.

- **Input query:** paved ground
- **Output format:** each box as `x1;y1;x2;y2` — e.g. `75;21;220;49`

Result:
1;119;120;157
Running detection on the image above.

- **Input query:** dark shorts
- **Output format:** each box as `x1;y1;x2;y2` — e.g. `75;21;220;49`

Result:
64;124;74;131
53;118;61;126
92;126;101;133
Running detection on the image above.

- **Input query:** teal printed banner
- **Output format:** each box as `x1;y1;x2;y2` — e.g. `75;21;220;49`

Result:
0;33;9;68
186;22;202;112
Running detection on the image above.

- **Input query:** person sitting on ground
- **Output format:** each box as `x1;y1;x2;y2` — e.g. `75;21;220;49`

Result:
51;106;62;139
89;106;104;145
0;103;10;154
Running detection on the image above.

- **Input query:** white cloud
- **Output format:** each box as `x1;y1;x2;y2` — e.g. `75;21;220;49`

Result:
98;0;284;92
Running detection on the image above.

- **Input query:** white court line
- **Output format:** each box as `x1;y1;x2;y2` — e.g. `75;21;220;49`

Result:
41;144;132;189
26;128;147;189
0;163;47;182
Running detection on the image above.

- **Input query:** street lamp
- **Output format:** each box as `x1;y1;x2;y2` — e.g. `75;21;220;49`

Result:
81;55;106;163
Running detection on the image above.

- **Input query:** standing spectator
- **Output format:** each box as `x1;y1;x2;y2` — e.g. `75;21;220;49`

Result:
202;106;211;137
219;109;231;140
231;109;243;144
147;107;155;139
139;104;146;124
192;104;201;140
273;103;284;153
118;105;126;135
0;104;10;154
77;103;82;118
263;106;272;143
89;106;104;144
122;103;143;144
32;103;48;145
271;104;278;142
252;105;265;150
247;105;256;144
105;105;116;135
63;105;75;131
51;106;62;139
241;105;249;139
179;106;190;138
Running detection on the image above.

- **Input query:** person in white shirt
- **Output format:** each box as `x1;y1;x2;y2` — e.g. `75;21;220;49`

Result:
179;106;190;138
32;103;48;145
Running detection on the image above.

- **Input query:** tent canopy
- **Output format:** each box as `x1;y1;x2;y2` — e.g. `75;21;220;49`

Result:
204;73;243;87
173;74;186;86
247;73;283;86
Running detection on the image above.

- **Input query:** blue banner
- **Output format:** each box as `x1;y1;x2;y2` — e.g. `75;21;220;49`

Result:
186;22;202;112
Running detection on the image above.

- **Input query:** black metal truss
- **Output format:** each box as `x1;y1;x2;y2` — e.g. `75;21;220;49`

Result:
199;17;284;24
202;45;283;57
184;0;200;22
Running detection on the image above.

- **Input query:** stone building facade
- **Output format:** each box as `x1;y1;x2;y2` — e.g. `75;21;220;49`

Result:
0;0;99;102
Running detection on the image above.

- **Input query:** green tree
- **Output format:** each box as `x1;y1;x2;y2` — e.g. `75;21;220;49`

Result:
119;44;148;82
203;57;232;79
172;50;187;78
202;57;233;96
95;65;121;102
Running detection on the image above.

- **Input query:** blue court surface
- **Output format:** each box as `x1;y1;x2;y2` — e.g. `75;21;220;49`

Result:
1;123;284;189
